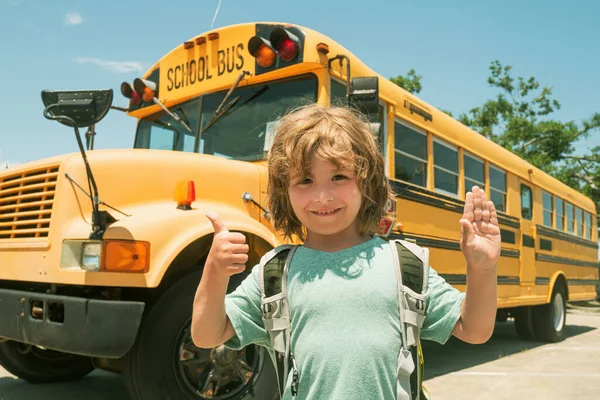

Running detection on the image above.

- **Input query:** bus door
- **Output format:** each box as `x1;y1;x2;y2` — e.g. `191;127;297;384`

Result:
519;182;536;284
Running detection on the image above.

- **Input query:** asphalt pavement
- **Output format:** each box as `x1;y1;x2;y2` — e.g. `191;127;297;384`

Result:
1;302;599;400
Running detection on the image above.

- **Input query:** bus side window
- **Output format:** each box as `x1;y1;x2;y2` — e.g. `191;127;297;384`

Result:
330;78;347;106
489;165;507;212
585;211;592;239
394;119;427;188
521;184;532;220
555;197;565;231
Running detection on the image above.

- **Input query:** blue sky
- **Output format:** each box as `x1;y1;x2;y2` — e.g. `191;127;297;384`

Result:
1;0;598;168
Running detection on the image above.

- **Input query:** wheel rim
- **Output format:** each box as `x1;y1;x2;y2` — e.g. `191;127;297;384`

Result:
174;320;263;399
552;292;565;332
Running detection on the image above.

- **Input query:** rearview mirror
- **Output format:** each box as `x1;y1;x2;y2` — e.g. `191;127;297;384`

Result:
41;89;113;128
348;77;379;115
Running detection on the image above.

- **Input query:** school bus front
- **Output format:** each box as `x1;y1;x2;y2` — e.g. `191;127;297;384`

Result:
0;22;337;400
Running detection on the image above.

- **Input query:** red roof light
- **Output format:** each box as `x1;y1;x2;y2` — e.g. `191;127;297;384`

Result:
277;38;298;61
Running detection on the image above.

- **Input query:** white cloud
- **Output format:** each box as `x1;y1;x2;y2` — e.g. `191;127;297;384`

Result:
65;11;83;26
76;57;144;74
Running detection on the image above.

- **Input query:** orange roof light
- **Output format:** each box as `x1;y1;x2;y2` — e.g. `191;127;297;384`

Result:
175;180;196;210
133;78;157;103
248;36;276;68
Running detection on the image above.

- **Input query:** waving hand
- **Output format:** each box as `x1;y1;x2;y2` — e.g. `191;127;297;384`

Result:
460;186;501;270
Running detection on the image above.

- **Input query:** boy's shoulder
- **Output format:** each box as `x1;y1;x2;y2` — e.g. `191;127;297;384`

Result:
258;244;296;266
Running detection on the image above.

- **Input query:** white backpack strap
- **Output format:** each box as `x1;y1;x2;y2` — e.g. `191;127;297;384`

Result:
259;245;298;397
390;239;430;400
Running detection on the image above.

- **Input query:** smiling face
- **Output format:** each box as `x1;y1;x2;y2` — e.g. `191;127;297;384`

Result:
267;105;394;244
288;155;363;245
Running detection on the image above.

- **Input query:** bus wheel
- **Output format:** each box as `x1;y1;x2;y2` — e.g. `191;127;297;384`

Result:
0;341;94;383
533;284;567;343
122;270;278;400
513;306;536;340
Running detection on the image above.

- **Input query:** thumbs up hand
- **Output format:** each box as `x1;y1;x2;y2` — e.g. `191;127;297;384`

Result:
205;212;248;276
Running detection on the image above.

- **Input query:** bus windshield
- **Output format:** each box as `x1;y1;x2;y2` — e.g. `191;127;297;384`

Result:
134;101;199;152
199;74;316;161
134;74;317;161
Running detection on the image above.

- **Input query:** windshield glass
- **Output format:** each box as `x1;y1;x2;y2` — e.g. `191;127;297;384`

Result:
199;75;317;161
134;98;200;152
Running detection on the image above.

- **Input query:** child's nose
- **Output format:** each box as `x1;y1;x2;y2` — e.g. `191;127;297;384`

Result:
315;189;334;203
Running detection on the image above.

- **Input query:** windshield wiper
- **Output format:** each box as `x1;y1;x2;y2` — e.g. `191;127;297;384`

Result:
201;84;270;135
151;98;192;133
201;70;250;133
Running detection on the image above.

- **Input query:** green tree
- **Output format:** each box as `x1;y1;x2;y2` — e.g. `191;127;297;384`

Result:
390;69;423;94
458;61;600;214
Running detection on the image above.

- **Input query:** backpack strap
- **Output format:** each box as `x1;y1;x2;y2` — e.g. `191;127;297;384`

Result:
259;245;299;398
390;239;429;400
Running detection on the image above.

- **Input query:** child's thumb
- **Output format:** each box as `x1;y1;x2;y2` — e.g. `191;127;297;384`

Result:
459;219;473;241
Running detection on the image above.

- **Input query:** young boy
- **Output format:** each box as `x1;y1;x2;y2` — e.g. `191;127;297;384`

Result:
192;105;501;399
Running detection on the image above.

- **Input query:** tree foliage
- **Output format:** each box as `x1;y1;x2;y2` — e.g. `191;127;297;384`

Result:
390;69;423;95
391;62;600;217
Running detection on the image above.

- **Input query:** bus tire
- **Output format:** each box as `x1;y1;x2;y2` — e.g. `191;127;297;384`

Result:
122;269;278;400
0;340;94;383
513;306;536;341
533;283;567;343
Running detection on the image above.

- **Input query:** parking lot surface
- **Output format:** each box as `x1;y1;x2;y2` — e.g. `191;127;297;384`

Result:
1;303;599;400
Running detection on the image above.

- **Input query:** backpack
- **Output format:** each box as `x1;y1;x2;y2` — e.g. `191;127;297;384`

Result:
258;239;431;400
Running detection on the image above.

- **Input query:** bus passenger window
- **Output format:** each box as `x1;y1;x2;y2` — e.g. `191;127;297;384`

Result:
542;191;553;227
576;207;583;236
566;202;575;234
555;198;565;231
521;185;532;220
433;139;458;196
585;212;592;239
394;120;427;188
489;165;506;212
464;153;485;195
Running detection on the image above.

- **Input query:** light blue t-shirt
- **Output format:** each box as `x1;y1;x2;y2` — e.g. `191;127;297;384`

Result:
224;237;465;399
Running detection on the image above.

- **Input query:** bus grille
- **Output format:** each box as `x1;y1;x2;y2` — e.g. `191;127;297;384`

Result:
0;164;60;239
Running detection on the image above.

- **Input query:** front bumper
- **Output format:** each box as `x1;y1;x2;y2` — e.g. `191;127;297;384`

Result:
0;289;144;358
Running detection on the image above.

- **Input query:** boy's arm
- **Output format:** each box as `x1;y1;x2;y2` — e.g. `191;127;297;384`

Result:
452;186;501;344
452;264;497;344
191;213;248;349
192;267;237;348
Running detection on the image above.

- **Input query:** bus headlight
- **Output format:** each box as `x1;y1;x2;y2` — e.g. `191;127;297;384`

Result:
61;240;150;273
81;242;102;271
61;240;103;272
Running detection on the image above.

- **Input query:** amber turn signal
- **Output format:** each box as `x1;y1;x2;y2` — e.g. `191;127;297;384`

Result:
102;240;150;273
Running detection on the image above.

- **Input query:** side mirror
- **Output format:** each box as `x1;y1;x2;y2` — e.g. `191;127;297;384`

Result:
348;76;379;115
41;89;113;128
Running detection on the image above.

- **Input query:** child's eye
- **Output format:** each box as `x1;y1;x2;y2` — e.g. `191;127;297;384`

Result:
332;174;349;181
298;178;312;185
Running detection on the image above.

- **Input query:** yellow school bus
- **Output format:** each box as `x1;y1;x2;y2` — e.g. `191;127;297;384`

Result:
0;21;597;399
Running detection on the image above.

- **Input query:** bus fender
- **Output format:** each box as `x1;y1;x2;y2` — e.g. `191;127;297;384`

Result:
546;271;568;304
102;200;280;288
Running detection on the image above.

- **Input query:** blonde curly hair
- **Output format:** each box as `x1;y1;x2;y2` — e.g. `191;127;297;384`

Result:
267;104;395;241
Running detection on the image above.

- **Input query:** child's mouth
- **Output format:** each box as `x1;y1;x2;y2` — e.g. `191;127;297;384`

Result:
311;208;341;216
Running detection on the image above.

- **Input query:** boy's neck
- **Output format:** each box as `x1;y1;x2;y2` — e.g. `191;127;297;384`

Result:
303;232;373;253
